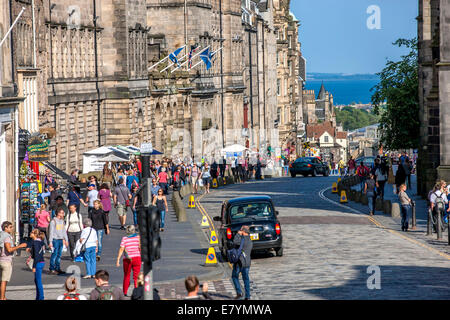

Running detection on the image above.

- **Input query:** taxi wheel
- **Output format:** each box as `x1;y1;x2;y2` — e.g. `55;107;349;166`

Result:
275;247;283;257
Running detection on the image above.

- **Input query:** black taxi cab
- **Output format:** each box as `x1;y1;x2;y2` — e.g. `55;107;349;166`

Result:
213;196;283;259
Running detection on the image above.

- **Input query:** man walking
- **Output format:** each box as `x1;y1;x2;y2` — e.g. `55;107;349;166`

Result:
0;222;28;300
114;178;132;230
231;225;253;300
49;209;69;275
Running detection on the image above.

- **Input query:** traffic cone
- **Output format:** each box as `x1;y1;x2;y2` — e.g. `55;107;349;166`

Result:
188;195;195;208
332;182;338;193
201;216;210;228
212;178;218;188
223;177;227;185
210;230;219;245
340;190;348;203
204;247;218;266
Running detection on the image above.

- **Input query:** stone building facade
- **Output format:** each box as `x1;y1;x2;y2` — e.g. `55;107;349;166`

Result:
417;0;450;196
5;0;303;174
273;0;304;154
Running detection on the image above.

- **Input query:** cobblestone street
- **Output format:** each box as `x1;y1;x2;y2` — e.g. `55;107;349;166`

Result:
198;176;450;300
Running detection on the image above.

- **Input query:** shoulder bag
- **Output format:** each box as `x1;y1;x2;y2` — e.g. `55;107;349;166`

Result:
80;227;93;254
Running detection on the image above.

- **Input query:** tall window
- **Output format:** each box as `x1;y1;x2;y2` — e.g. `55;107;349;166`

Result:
277;79;281;96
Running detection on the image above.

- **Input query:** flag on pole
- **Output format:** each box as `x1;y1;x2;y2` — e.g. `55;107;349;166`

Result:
200;48;219;70
188;44;199;69
169;46;185;68
200;48;213;70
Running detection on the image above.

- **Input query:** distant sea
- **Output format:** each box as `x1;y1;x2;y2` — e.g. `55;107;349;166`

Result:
305;73;380;106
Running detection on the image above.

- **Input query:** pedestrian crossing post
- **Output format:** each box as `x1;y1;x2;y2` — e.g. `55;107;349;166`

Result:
141;155;154;300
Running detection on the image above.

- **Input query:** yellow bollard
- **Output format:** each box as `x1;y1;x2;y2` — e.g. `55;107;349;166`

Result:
188;195;196;208
212;178;218;189
332;182;338;193
204;247;218;266
340;190;348;203
201;216;210;228
210;230;219;245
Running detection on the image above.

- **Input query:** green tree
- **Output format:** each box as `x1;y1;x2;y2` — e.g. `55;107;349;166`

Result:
335;107;379;131
371;38;419;150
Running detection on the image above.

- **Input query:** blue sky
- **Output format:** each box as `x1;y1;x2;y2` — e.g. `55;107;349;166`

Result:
291;0;418;74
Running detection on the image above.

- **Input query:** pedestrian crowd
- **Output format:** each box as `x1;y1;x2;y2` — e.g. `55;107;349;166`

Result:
1;155;259;300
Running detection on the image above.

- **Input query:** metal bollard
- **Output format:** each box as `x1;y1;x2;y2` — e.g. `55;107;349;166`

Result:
411;201;416;230
427;208;432;236
437;210;443;240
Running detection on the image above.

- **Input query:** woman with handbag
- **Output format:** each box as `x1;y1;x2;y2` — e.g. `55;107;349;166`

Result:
116;225;141;296
35;203;51;250
27;229;46;300
98;183;112;224
88;200;110;262
152;189;168;232
79;218;98;279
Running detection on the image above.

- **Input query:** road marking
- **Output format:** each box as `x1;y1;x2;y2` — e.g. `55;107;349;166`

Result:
319;186;450;261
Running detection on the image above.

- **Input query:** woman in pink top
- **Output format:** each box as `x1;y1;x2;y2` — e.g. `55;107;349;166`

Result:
116;225;141;296
98;183;112;224
35;203;51;248
158;167;169;195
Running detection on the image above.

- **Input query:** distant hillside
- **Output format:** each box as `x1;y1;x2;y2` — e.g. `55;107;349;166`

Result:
335;106;380;131
307;73;380;81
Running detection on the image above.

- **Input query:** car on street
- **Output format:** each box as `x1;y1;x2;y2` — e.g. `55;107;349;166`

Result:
213;196;283;259
289;157;330;177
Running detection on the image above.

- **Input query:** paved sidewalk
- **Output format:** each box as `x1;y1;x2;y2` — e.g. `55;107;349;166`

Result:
326;175;450;257
6;187;229;300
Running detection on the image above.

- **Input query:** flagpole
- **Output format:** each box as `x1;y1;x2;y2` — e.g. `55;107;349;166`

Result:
0;7;26;48
160;52;189;73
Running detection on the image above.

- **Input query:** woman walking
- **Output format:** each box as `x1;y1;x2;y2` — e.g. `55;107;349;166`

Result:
364;173;378;216
126;170;139;192
398;184;413;232
374;159;388;200
101;162;113;187
98;183;112;224
79;218;98;279
158;167;169;195
35;203;51;249
152;189;168;232
116;225;141;296
29;229;46;300
65;204;84;261
200;163;212;194
189;163;200;194
88;200;110;262
130;185;139;227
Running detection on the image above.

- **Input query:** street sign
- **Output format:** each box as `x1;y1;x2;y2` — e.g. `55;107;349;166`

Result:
140;143;153;154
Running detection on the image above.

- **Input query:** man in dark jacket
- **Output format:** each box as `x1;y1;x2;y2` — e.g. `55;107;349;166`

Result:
231;225;253;300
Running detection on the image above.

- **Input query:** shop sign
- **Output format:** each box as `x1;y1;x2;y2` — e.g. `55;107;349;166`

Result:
27;136;50;162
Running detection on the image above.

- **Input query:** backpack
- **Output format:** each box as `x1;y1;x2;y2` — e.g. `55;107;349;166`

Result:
227;237;245;264
95;286;116;300
434;192;445;212
63;293;80;300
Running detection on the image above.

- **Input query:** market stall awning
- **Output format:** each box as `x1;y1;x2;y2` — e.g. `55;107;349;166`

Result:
99;154;130;162
221;144;249;153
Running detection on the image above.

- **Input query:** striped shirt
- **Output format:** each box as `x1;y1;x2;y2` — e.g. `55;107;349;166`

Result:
120;235;141;259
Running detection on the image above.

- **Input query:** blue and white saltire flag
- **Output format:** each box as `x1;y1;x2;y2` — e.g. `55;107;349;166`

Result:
169;46;185;68
200;48;213;70
149;44;186;71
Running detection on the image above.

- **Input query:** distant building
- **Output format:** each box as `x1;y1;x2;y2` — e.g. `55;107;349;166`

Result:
305;121;348;162
347;124;379;158
302;82;336;126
